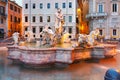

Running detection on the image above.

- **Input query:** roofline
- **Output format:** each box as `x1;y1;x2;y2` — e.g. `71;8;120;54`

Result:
8;0;22;8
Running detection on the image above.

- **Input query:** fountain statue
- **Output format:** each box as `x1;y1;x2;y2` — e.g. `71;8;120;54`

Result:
39;24;55;47
12;32;19;45
25;27;34;43
78;28;99;46
61;31;71;43
87;28;99;46
55;8;64;35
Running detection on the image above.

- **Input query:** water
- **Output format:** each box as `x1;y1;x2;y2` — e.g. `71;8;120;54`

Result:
19;41;77;48
1;49;120;80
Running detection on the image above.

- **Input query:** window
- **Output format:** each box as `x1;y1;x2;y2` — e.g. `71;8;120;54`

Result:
14;16;17;22
112;3;117;12
18;18;20;23
98;4;103;13
32;16;36;22
25;3;28;9
99;30;102;35
69;16;72;22
33;3;36;9
40;16;43;22
14;6;17;12
1;18;3;24
55;3;58;9
10;4;13;10
69;27;72;33
62;3;66;8
47;16;50;22
33;35;35;37
32;27;36;33
18;8;20;13
10;15;12;22
0;6;5;14
69;2;72;8
40;3;43;9
113;29;116;35
25;27;28;31
63;16;65;22
25;16;28;22
47;3;50;9
40;27;43;32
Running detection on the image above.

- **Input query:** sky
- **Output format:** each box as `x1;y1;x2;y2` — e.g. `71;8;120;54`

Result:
15;0;22;6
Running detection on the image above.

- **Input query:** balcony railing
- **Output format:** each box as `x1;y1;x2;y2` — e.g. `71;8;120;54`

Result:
0;0;7;4
86;12;107;19
0;13;7;18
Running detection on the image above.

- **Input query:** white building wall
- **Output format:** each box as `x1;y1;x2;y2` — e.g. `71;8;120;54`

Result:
88;0;120;40
22;0;77;39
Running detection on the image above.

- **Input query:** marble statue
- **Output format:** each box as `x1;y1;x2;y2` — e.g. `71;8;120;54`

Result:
12;32;19;45
78;29;99;46
40;25;55;46
87;28;99;45
55;8;64;34
26;27;34;43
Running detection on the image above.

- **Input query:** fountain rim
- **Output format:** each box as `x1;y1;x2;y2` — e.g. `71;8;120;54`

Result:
7;45;75;51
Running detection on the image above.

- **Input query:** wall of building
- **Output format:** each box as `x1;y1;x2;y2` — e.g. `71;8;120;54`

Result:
7;0;22;37
87;0;120;40
0;1;7;38
22;0;77;39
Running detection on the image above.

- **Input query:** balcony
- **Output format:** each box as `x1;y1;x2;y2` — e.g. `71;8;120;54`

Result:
86;12;107;19
0;13;7;18
0;0;7;4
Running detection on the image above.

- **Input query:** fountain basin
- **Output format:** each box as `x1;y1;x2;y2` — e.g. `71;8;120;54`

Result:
7;44;117;68
92;44;117;58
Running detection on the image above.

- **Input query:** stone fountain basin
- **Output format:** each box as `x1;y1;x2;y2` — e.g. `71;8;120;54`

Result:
7;44;117;67
92;44;117;58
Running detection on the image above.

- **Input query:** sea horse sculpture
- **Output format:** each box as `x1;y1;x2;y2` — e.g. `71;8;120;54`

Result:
78;29;100;46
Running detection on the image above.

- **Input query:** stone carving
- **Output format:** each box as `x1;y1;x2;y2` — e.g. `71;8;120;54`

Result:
78;29;99;46
26;28;34;43
12;32;19;45
39;25;55;47
55;8;64;34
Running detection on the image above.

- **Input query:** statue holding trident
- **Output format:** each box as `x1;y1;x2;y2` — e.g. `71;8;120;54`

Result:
55;8;64;34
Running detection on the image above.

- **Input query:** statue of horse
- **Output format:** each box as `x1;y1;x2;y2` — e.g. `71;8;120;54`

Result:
78;29;99;46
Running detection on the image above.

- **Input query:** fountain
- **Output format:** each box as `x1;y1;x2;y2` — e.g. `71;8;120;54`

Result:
12;32;19;45
7;9;117;68
78;28;117;58
25;27;34;43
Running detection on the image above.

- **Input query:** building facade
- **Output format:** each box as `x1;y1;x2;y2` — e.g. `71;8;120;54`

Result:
87;0;120;40
0;0;7;38
7;0;22;37
22;0;77;39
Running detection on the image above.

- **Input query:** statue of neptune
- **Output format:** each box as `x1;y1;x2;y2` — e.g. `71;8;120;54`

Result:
55;8;64;34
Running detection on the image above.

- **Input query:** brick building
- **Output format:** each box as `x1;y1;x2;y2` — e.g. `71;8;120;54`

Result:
0;0;7;38
7;0;22;37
